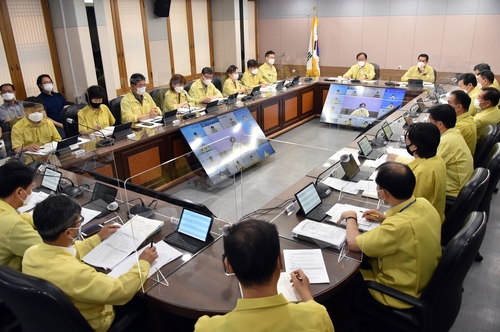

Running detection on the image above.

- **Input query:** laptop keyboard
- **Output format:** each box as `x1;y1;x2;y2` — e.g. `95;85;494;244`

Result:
349;171;372;182
164;232;202;253
306;203;333;221
367;149;384;160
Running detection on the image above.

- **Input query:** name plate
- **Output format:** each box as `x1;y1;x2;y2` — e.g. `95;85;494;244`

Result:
69;144;79;151
127;133;136;140
74;149;86;157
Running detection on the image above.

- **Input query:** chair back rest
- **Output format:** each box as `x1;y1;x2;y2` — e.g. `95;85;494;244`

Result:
109;96;123;125
150;88;168;109
62;104;85;137
184;81;193;93
474;124;500;168
442;167;489;245
433;69;437;83
238;72;243;81
0;266;93;332
371;62;380;80
422;211;486;332
478;143;500;216
212;76;222;92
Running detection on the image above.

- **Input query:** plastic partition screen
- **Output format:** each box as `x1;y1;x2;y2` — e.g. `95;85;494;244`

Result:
320;84;406;128
180;108;275;184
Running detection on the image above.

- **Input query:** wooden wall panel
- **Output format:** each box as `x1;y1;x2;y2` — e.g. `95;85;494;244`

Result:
302;91;314;114
284;96;298;122
262;104;279;131
127;147;162;185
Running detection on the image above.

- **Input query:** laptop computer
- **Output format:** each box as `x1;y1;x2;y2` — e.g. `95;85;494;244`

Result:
227;92;238;105
294;182;333;222
56;135;79;156
285;76;300;88
82;182;118;219
381;121;394;141
408;79;423;88
416;98;429;112
161;110;178;124
340;154;372;182
403;115;413;129
164;208;214;253
357;136;384;160
112;122;133;139
241;86;261;102
204;100;219;113
34;168;62;194
276;80;285;91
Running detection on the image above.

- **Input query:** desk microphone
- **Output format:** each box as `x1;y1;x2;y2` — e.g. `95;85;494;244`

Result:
385;65;402;86
314;154;349;198
66;118;114;147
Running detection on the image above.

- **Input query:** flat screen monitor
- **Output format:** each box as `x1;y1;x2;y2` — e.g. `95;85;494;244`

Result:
319;84;406;128
180;108;275;184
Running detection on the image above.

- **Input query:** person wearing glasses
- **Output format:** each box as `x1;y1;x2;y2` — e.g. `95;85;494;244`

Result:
23;195;158;332
188;67;223;106
338;162;441;312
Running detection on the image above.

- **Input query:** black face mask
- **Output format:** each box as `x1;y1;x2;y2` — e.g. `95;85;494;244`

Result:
90;101;102;109
406;144;415;156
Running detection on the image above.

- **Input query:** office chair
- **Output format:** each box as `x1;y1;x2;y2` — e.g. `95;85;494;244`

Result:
371;62;380;80
0;298;19;332
109;96;123;126
238;72;243;81
62;104;85;138
184;81;193;93
355;211;487;332
150;88;168;109
212;76;222;92
441;168;489;246
0;266;143;332
474;124;500;168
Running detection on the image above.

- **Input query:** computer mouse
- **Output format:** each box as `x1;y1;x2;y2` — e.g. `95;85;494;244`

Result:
107;201;119;211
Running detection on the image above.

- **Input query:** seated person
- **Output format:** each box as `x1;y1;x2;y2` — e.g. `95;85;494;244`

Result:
473;63;500;90
401;54;435;83
0;83;24;129
241;59;266;88
258;50;278;84
339;162;441;309
188;67;223;105
163;74;194;112
477;70;496;89
428;105;473;197
448;90;476;155
11;102;61;153
350;103;370;117
0;162;41;271
473;87;500;139
343;52;375;80
36;74;67;138
457;73;481;115
223;65;247;97
78;85;116;135
194;219;334;332
120;73;160;123
387;123;446;222
22;195;158;332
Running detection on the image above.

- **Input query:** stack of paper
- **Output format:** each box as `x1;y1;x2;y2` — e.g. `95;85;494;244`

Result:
325;203;381;232
292;220;346;249
18;192;49;213
122;215;164;238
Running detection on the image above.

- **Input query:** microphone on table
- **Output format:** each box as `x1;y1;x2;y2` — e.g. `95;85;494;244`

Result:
314;154;349;198
385;65;402;86
66;118;114;147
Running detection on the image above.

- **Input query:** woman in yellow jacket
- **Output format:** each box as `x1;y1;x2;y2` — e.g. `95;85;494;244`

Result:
222;65;247;97
163;74;194;112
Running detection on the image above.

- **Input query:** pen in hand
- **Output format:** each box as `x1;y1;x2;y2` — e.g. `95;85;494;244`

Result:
150;239;154;248
294;272;303;281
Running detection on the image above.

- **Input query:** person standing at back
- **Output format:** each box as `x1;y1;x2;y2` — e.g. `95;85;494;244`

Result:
36;74;67;138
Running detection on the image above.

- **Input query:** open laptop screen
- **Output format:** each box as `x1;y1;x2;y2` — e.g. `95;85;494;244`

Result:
42;168;61;192
381;122;393;140
295;183;321;215
341;155;359;179
91;183;118;204
358;136;373;156
177;209;213;241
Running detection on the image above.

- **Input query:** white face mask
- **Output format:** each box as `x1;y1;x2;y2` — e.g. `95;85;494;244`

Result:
233;73;239;80
69;224;82;245
2;92;14;101
174;86;184;93
417;61;425;68
358;61;365;67
268;58;275;65
20;189;32;206
135;86;146;95
43;83;53;92
251;69;259;75
203;79;212;85
474;98;483;109
28;112;43;122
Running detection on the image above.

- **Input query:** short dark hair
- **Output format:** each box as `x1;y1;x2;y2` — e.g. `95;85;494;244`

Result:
265;50;275;57
479;70;495;84
429;104;457;129
458;73;477;87
0;83;15;92
223;219;280;287
376;162;415;200
33;195;81;242
474;63;490;72
85;85;105;103
169;74;186;92
356;52;368;60
36;74;52;90
247;59;258;68
129;73;146;85
418;54;429;61
0;162;36;198
482;87;500;106
406;122;440;159
201;67;213;75
226;65;238;75
359;103;366;107
450;90;471;110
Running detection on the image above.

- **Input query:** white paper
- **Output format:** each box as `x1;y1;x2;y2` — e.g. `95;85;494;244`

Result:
122;215;164;239
292;220;346;249
386;146;414;160
325;203;380;232
77;138;90;144
99;127;115;137
283;249;330;284
277;272;302;302
24;142;56;156
108;241;182;279
321;177;360;195
136;122;162;129
18;191;50;213
80;207;102;226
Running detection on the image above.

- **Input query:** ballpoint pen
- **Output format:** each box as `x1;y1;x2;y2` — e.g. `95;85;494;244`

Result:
150;239;154;248
294;272;303;281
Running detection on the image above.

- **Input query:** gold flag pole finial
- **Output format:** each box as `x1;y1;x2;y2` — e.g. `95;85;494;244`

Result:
313;6;317;12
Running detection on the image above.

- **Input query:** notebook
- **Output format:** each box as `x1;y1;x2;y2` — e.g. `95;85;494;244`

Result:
294;182;333;222
122;215;164;239
164;208;214;253
357;136;384;160
340;154;372;182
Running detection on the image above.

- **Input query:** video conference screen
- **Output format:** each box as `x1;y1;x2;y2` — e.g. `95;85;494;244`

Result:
180;108;275;184
320;84;406;128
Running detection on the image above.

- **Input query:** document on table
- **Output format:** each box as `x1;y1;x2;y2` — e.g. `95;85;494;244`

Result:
277;272;302;302
292;220;347;249
80;207;102;226
108;241;182;279
283;249;330;284
325;203;381;232
321;177;360;195
122;215;164;239
386;146;414;160
24;142;56;155
18;192;50;213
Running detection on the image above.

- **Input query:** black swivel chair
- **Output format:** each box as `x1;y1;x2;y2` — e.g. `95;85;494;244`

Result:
212;76;222;92
61;104;85;137
109;96;123;126
355;211;487;332
238;72;243;81
150;88;168;109
0;266;142;332
441;168;489;246
371;62;380;80
184;81;194;93
474;124;500;168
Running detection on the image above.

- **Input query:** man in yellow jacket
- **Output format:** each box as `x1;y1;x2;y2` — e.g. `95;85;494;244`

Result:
401;54;435;83
23;195;158;332
258;50;278;84
474;87;500;139
120;73;160;123
188;67;223;105
343;52;375;80
457;73;481;116
0;162;41;271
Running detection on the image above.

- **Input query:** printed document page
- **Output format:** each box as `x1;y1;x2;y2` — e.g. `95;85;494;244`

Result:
283;249;330;284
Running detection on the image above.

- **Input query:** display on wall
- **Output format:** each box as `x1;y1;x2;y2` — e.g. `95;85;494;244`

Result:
320;84;406;128
180;108;275;184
